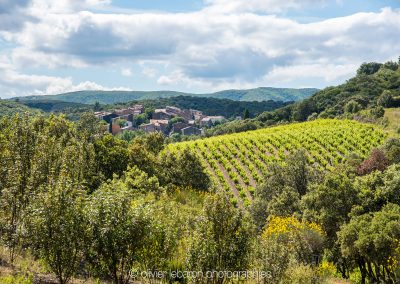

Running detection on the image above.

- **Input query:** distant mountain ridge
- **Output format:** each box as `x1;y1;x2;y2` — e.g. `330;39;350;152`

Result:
18;87;319;105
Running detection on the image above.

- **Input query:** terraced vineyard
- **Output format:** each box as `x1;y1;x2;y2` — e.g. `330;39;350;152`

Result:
166;119;388;206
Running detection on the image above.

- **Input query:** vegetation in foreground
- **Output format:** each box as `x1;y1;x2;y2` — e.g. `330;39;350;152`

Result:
0;113;399;283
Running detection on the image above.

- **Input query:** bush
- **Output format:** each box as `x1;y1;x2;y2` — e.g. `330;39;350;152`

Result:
281;264;319;284
357;148;388;175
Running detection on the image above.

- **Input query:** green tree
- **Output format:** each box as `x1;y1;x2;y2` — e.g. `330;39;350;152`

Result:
77;112;102;141
251;149;315;230
86;184;151;284
243;108;250;119
377;90;394;107
186;190;253;283
292;100;316;121
162;147;210;191
352;164;400;216
357;62;382;75
382;138;400;165
344;100;362;113
338;204;400;283
26;172;88;284
301;169;359;278
0;114;37;262
94;134;129;181
115;118;128;128
93;101;102;111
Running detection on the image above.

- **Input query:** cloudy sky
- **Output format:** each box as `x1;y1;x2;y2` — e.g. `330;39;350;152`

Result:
0;0;399;98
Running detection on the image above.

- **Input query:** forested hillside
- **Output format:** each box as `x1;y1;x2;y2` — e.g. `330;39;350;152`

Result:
17;87;318;104
207;60;400;136
110;96;291;118
0;100;41;116
16;95;290;120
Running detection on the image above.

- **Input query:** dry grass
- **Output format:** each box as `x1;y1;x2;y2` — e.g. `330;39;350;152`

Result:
384;108;400;131
0;246;99;284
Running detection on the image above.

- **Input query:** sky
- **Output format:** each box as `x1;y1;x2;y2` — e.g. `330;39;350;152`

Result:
0;0;399;98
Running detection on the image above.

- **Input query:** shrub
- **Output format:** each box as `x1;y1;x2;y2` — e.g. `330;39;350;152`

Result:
357;148;388;175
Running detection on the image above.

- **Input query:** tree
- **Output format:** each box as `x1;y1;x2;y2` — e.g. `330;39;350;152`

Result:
344;100;362;114
301;169;359;278
162;147;210;191
377;90;394;108
357;62;382;75
115;118;127;128
338;204;400;283
383;60;399;71
0;114;37;262
382;138;400;165
292;100;316;121
94;134;129;181
93;101;102;111
87;184;151;284
27;172;88;284
251;150;315;230
243;108;250;119
353;164;400;216
186;190;253;283
357;148;388;176
77;112;102;141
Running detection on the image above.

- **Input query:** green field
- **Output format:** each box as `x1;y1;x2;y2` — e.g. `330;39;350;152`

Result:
167;119;388;205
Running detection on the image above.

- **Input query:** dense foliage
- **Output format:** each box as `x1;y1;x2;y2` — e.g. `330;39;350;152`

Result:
0;100;41;117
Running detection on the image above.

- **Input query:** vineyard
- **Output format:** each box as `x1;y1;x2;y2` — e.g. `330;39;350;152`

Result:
166;119;388;206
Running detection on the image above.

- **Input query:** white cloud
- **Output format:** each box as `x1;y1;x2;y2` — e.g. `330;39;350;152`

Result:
121;68;132;77
204;0;327;14
1;0;400;95
141;67;157;78
0;61;131;98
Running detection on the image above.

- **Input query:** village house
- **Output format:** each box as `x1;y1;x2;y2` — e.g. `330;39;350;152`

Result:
153;109;175;120
94;111;118;124
114;105;144;116
170;122;190;134
139;119;169;134
200;116;226;127
181;126;202;136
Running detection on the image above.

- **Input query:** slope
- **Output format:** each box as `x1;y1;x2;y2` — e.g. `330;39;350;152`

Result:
17;87;319;104
0;100;42;117
166;119;388;206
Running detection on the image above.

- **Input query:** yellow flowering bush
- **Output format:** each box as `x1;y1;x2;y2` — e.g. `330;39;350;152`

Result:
261;216;325;266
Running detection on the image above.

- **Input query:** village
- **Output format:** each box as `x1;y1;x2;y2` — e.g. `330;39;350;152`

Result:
94;104;227;136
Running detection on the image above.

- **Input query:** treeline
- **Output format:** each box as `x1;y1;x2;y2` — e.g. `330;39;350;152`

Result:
110;96;291;118
1;113;400;283
207;58;400;136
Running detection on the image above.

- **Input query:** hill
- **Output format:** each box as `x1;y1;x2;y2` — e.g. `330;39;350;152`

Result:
18;99;89;113
17;87;318;104
0;100;41;117
109;95;291;118
206;60;400;136
167;119;388;205
258;61;400;123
